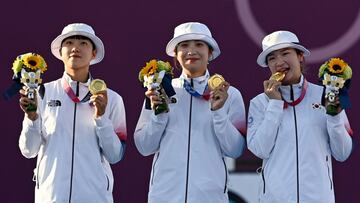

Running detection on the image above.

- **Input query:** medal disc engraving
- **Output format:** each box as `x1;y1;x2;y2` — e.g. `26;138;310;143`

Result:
208;74;225;90
89;79;107;94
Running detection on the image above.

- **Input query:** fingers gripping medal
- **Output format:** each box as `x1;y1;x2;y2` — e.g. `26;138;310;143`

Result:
208;74;225;90
269;72;285;82
89;79;107;95
208;74;225;100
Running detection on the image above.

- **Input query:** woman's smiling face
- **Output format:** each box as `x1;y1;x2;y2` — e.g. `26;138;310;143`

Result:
176;40;212;78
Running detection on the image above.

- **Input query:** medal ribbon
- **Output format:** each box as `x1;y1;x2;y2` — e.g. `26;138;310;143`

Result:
62;78;92;103
283;79;308;109
183;79;210;100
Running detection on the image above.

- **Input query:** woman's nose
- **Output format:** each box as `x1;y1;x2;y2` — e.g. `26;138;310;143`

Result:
187;47;197;56
274;58;285;69
71;45;80;52
187;51;196;56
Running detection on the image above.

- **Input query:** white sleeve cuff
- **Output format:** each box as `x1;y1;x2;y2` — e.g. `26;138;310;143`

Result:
212;105;227;121
23;115;40;129
326;110;342;125
94;116;109;127
267;99;284;111
151;111;169;123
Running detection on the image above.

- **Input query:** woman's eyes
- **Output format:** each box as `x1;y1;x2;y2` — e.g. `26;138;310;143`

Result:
178;43;188;48
267;56;275;61
195;42;205;47
179;41;205;47
64;40;89;46
282;51;290;56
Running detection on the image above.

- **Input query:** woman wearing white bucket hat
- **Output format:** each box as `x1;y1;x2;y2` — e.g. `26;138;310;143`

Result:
135;22;246;203
18;23;127;203
247;30;353;202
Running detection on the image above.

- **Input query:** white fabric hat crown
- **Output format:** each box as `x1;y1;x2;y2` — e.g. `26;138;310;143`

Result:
51;23;105;65
257;30;310;67
166;22;220;61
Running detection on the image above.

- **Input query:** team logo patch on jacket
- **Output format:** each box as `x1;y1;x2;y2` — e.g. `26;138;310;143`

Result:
47;100;61;107
248;116;254;127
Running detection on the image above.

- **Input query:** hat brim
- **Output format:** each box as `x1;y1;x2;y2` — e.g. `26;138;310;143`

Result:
257;43;310;67
166;33;221;61
51;31;105;65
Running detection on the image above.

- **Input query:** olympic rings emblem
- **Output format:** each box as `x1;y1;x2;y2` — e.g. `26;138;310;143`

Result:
234;0;360;63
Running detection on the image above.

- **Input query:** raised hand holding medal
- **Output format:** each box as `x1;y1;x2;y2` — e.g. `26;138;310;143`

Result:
208;74;229;111
263;71;285;100
89;79;108;118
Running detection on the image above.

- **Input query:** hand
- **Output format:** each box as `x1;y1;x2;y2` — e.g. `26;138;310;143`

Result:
264;79;282;100
145;88;163;110
90;91;108;118
325;95;342;115
19;86;38;121
210;81;229;111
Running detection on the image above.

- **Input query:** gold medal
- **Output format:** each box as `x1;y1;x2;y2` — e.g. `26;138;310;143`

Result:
269;72;285;82
208;74;225;90
89;79;107;95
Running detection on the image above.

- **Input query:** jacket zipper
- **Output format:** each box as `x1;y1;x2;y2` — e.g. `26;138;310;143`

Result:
184;79;193;203
290;85;300;203
261;167;266;194
151;152;160;185
326;156;333;190
68;82;79;203
222;158;228;193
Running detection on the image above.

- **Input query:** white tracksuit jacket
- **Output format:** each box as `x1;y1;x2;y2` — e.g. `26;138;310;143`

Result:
134;71;247;203
247;76;353;203
19;73;127;203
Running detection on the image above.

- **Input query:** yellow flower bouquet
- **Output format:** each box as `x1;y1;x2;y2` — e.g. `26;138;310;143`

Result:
139;59;175;115
318;57;352;115
5;53;48;111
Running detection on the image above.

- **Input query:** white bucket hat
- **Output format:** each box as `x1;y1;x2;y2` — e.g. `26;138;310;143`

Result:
166;22;221;61
51;23;105;65
257;30;310;67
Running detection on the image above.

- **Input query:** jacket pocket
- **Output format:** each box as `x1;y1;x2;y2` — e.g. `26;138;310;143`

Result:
151;152;160;185
326;155;333;190
222;158;228;193
105;174;110;191
101;160;113;192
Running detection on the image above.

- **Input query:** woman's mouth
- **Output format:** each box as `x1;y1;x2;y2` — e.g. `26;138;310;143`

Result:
186;58;199;62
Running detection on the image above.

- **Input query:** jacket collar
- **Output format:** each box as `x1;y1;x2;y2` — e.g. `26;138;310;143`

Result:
62;72;92;87
180;69;209;83
179;69;209;93
279;75;305;102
